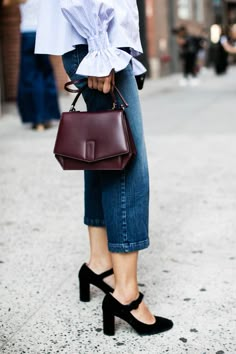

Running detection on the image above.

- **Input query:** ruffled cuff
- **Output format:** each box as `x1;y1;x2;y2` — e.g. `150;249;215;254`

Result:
131;58;147;76
76;31;147;77
76;47;132;76
76;31;133;77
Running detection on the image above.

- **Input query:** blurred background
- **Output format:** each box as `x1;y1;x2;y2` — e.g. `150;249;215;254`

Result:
1;0;236;105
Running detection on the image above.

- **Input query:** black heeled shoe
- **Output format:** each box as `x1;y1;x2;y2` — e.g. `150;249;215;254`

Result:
102;292;173;336
78;263;114;302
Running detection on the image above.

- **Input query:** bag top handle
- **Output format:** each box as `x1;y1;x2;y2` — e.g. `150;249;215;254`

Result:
64;79;129;112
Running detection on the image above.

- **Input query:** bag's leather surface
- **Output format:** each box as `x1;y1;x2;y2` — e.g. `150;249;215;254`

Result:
54;109;136;170
53;82;136;170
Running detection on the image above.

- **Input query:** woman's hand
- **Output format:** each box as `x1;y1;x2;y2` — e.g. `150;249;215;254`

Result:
88;70;115;94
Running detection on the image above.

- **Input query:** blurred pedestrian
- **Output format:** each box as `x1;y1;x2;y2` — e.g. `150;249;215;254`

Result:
212;26;228;75
4;0;60;131
173;26;203;86
35;0;173;337
221;24;236;55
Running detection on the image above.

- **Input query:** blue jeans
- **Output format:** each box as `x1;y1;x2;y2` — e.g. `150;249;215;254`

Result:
62;46;149;253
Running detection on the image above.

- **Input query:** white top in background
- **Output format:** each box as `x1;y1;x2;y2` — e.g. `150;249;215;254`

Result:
20;0;40;33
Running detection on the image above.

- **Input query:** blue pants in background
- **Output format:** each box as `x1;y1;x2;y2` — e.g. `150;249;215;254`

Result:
17;32;60;125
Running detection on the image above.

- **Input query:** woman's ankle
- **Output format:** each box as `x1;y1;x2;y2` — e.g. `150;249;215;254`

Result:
87;258;113;273
112;287;139;305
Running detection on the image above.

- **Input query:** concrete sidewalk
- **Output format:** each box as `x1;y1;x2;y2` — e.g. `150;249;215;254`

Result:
0;69;236;354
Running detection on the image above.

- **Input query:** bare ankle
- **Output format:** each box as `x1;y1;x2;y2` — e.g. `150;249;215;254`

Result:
88;258;112;273
113;287;139;305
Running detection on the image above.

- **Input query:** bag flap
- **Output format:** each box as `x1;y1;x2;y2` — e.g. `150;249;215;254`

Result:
54;110;130;162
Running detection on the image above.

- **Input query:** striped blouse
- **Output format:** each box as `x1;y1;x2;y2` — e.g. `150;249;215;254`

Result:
35;0;146;77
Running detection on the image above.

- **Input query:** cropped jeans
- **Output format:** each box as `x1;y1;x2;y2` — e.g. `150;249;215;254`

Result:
62;46;150;253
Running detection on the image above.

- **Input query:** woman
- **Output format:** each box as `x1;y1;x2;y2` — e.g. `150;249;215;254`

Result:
35;0;173;336
173;25;200;86
15;0;60;130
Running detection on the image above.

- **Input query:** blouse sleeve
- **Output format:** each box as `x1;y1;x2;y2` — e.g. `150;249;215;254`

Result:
60;0;133;77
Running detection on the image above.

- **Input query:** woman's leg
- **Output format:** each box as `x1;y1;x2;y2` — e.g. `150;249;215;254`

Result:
87;226;114;288
87;229;155;323
111;252;155;324
87;227;111;269
83;168;114;286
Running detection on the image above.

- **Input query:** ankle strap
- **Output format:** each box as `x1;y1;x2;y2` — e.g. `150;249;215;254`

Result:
98;268;113;279
124;293;144;311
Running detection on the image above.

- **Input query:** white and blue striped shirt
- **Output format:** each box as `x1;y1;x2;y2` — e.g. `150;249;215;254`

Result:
35;0;146;77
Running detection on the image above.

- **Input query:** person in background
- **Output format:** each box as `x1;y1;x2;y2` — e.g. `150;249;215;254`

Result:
3;0;60;131
173;25;202;87
212;26;229;75
221;24;236;55
35;0;173;337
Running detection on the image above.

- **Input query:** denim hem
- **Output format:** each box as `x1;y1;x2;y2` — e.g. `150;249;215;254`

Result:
108;239;150;253
84;217;106;227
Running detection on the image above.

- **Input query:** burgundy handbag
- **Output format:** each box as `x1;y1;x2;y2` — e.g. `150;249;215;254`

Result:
53;81;136;170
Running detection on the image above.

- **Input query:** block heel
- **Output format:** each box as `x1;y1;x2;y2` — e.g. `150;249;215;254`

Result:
103;308;115;336
102;292;173;336
78;263;114;302
79;278;90;302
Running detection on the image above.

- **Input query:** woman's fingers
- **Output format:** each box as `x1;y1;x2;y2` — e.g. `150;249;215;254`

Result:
101;76;112;94
92;77;98;90
88;76;98;90
87;76;94;89
103;70;115;93
88;70;115;94
97;77;105;92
